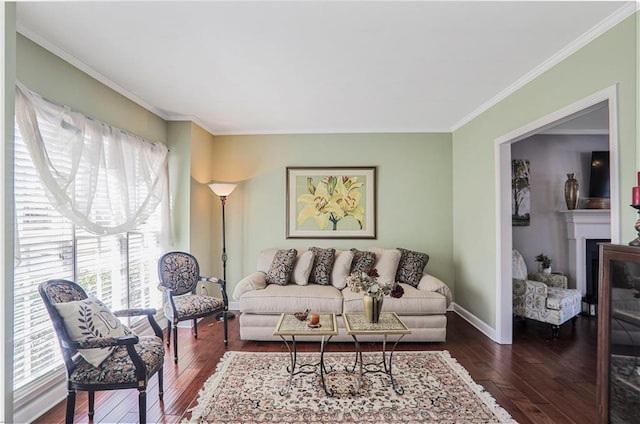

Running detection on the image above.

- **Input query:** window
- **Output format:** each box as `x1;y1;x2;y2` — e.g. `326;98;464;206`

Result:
13;87;167;393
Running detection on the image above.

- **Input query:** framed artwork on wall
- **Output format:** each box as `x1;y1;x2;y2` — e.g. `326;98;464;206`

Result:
286;166;377;239
512;159;531;226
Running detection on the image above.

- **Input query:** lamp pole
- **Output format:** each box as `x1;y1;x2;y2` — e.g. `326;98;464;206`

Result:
208;182;237;320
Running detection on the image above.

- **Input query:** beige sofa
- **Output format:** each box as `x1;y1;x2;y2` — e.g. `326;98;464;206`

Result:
232;247;452;342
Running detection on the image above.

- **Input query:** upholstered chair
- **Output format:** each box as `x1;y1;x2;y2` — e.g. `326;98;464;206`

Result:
157;251;228;363
512;249;582;338
39;279;164;424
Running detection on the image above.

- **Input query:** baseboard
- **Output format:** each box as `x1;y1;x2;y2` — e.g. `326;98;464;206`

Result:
451;302;500;343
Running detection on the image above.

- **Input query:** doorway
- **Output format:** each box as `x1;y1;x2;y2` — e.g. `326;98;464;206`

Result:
495;86;620;344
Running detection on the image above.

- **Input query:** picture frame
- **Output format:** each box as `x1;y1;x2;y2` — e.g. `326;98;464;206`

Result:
286;166;377;239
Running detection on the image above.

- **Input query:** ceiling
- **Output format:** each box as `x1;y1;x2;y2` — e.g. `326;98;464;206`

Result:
15;1;635;135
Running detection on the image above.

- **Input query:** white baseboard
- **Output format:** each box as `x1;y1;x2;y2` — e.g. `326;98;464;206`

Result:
451;302;500;343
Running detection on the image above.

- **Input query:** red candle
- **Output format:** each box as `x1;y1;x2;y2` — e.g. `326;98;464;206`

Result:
637;171;640;186
633;186;640;205
309;314;319;325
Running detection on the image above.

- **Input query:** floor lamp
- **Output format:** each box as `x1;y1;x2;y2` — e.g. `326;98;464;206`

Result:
208;182;237;320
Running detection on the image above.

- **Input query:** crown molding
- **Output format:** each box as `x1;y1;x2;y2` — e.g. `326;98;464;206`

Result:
16;24;171;122
450;2;638;132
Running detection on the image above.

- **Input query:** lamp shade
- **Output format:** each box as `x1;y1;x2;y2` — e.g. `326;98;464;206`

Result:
208;183;237;197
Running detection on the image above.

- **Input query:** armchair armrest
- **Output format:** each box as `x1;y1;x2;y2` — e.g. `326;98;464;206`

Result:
513;278;548;316
114;308;163;339
200;276;228;307
528;272;568;289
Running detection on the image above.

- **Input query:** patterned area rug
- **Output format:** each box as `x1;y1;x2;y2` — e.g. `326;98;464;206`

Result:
184;351;516;423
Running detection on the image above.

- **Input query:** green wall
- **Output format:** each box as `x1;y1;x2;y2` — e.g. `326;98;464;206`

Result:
209;133;455;297
452;13;638;328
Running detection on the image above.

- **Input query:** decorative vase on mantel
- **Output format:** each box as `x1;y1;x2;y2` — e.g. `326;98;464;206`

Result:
363;294;383;323
564;173;579;210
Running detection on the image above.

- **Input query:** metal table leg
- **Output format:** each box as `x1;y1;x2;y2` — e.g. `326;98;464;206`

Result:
279;335;334;396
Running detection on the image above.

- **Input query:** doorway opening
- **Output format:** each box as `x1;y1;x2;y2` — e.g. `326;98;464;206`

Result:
495;86;619;344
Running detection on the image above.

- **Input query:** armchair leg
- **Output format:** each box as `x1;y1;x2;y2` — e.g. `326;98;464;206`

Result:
173;326;179;364
138;389;147;424
65;389;76;424
551;324;559;339
571;316;578;327
158;367;164;401
166;323;171;348
88;390;95;419
193;318;198;339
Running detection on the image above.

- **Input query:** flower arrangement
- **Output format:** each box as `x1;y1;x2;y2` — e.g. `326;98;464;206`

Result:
346;268;404;300
535;253;552;270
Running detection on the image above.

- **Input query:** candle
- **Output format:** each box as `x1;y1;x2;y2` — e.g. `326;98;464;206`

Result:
633;186;640;205
637;171;640;186
309;314;320;325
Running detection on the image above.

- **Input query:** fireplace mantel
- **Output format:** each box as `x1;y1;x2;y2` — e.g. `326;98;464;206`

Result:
559;209;611;295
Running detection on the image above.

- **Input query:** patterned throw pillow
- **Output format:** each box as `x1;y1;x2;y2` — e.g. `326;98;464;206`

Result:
396;248;430;287
266;249;298;285
53;297;129;367
350;248;376;274
308;247;336;285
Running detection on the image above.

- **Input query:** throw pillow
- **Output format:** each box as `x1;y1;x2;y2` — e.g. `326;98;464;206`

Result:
350;248;376;274
367;247;402;285
266;249;298;285
53;296;129;367
331;249;355;290
396;247;430;287
289;250;315;285
308;247;336;285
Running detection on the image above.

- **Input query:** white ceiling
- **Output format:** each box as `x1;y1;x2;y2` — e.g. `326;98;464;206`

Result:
15;1;635;135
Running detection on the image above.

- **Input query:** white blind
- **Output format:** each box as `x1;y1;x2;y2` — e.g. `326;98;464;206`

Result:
13;117;164;392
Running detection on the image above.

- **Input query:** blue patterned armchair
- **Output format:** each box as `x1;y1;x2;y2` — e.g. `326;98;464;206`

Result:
39;279;164;424
157;251;228;364
512;249;581;338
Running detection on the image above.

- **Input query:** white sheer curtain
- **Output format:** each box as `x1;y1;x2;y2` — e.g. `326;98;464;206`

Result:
15;81;169;237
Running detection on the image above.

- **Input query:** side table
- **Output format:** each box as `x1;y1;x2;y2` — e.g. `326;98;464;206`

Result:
343;312;411;394
272;312;338;396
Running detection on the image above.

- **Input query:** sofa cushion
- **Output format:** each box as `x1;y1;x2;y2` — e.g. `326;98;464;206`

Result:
309;247;336;286
342;283;447;315
266;249;298;285
239;284;344;314
290;250;315;285
331;249;355;290
350;248;376;274
396;248;430;287
367;247;401;285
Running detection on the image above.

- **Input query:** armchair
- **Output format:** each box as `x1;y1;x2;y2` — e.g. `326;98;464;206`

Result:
512;249;581;338
39;279;164;424
157;251;228;364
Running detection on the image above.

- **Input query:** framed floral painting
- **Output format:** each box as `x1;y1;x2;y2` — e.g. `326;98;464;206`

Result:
286;166;377;239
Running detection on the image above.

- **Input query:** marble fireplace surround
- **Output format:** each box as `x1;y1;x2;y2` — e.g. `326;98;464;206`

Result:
560;209;612;296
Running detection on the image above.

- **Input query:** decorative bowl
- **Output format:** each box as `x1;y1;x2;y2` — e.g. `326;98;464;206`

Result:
294;309;310;321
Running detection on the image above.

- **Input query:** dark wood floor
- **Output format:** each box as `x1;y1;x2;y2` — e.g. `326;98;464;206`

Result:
34;311;598;423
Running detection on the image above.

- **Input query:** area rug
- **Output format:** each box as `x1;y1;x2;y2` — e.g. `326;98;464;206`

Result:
184;351;516;423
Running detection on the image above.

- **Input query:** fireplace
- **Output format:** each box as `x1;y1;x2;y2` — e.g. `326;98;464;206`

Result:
560;209;611;298
584;238;610;315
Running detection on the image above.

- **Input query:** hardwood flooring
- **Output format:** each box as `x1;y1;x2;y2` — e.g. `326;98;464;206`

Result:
33;311;598;423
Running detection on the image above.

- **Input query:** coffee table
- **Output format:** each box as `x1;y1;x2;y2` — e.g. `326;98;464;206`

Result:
343;312;411;394
273;312;338;396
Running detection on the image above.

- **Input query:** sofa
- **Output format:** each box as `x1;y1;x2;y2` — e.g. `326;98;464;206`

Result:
232;247;452;342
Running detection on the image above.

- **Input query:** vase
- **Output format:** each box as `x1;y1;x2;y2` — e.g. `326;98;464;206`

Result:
564;173;579;210
363;294;383;323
